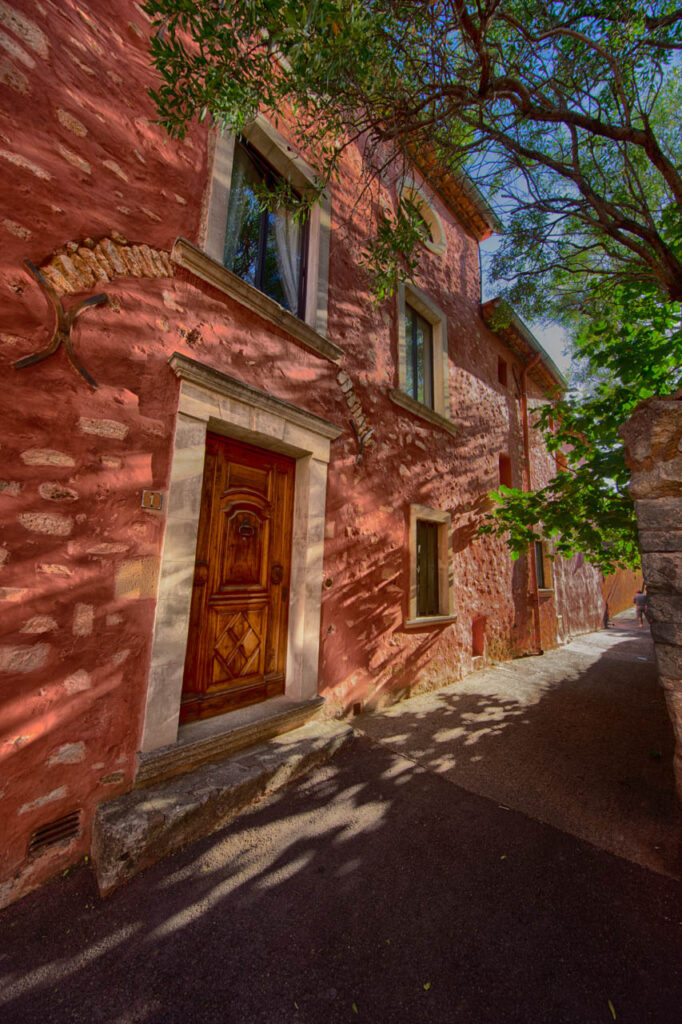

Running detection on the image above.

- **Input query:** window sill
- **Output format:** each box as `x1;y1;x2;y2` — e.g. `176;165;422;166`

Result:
388;388;458;436
537;588;554;596
404;614;457;629
171;237;343;364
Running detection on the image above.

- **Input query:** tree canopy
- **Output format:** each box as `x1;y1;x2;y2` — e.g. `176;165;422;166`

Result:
143;0;682;570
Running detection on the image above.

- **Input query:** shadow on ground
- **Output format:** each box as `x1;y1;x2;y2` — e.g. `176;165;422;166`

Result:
1;739;682;1023
358;617;680;878
1;617;680;1024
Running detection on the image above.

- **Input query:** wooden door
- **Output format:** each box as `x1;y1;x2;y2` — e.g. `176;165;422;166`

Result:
180;434;295;723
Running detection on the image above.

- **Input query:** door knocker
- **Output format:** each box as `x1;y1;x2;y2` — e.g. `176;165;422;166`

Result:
238;518;256;538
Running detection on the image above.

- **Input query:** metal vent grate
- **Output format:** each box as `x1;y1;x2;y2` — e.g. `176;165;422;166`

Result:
28;810;81;857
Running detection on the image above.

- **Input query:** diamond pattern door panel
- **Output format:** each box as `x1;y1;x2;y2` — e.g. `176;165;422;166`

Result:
212;609;265;682
181;434;295;723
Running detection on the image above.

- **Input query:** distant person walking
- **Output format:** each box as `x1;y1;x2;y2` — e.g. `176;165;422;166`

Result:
634;587;648;628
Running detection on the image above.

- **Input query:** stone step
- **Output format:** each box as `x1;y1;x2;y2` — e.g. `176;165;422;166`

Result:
135;696;325;788
92;719;353;896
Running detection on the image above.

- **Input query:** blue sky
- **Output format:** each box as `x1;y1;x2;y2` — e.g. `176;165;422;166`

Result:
479;236;573;377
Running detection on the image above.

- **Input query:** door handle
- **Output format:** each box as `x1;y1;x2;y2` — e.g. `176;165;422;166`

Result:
271;562;283;585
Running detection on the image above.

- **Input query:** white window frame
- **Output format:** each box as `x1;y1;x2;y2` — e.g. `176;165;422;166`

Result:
389;282;454;434
202;115;332;337
406;504;454;626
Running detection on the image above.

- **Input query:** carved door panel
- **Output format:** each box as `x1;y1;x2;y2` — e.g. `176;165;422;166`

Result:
180;434;295;723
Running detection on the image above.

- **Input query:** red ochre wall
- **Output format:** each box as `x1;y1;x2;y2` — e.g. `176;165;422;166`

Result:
0;0;605;906
603;567;643;619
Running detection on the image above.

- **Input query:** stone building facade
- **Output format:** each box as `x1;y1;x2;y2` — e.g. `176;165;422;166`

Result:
621;393;682;803
0;0;605;906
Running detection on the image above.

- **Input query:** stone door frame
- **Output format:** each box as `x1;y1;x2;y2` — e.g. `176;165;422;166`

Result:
139;353;342;754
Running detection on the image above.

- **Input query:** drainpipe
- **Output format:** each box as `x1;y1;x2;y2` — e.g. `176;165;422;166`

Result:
519;354;543;653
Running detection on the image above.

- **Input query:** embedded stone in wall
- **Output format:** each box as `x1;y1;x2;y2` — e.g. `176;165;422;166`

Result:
39;482;79;502
21;449;75;467
63;669;91;694
47;742;85;765
37;235;173;297
18;787;67;815
78;417;128;440
21;616;58;634
73;603;93;637
18;512;72;536
0;643;49;673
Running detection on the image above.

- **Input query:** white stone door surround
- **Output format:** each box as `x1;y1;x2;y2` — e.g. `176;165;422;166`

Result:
140;353;342;754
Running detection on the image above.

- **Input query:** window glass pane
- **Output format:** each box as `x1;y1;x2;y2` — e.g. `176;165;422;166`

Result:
264;204;301;312
417;520;439;617
405;304;416;398
405;304;434;409
224;143;261;289
224;141;305;315
534;541;546;589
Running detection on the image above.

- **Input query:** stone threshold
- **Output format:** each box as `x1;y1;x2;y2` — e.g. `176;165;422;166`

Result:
135;696;325;789
93;718;353;896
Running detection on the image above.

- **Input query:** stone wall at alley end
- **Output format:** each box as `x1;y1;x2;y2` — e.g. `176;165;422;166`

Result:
621;392;682;803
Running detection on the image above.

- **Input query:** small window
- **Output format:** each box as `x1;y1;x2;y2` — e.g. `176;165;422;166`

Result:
224;139;307;317
408;504;453;624
416;520;440;617
555;450;568;472
497;357;508;387
534;540;553;590
400;183;447;257
498;454;512;488
405;303;434;409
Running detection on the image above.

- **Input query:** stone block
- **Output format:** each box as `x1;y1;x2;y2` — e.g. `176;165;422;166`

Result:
48;742;85;765
39;482;79;502
19;511;72;536
78;417;129;440
650;620;682;646
641;551;682;590
647;592;682;623
21;615;58;634
654;643;682;679
73;603;94;637
638;530;682;552
0;643;50;673
633;498;682;531
93;719;353;895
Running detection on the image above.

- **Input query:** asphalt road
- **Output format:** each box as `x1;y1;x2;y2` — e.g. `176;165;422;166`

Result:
1;616;681;1024
1;735;682;1023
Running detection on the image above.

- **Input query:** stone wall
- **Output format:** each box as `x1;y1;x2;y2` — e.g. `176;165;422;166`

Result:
620;392;682;803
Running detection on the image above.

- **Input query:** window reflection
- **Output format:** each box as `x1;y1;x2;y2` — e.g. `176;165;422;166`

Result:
405;304;434;408
224;141;305;316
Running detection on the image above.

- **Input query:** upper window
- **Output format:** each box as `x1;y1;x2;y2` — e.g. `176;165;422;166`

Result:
400;182;447;257
405;303;434;409
224;140;307;317
202;117;332;337
390;283;452;431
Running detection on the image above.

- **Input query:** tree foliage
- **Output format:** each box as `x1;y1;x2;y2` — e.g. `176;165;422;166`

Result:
143;0;682;570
